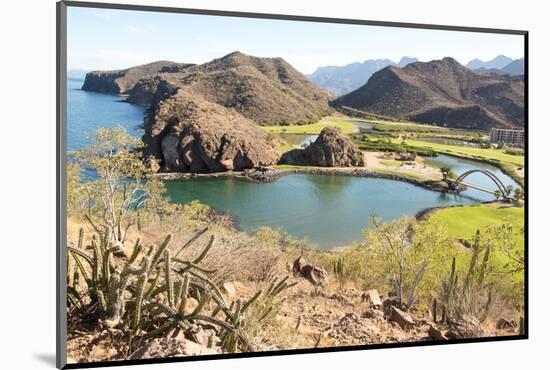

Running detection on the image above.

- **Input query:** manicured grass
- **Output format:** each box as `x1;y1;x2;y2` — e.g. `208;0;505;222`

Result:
429;204;524;240
263;117;359;134
430;204;525;282
276;144;296;153
396;139;525;167
380;159;402;167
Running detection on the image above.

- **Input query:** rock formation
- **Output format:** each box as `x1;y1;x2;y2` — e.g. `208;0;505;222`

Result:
144;90;279;172
280;126;365;167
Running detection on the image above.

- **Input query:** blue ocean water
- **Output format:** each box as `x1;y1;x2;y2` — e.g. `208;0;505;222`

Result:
66;77;145;153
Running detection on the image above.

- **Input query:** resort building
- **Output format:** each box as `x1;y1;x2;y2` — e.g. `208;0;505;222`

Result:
490;128;525;146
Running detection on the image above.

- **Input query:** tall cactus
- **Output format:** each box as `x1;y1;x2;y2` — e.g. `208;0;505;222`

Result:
67;224;293;353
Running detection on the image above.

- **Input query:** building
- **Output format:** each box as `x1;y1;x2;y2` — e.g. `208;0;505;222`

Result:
490;128;525;146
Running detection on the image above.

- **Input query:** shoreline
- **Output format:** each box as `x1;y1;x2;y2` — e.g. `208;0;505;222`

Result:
156;166;448;193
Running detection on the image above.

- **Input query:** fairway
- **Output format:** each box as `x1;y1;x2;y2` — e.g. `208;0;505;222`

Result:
398;139;525;167
430;204;524;240
263;117;358;134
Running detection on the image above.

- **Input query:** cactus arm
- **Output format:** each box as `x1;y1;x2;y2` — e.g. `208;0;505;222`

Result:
175;227;209;257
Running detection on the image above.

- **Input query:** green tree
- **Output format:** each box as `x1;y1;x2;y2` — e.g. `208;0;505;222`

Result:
363;217;454;307
514;187;524;201
73;127;167;245
440;166;451;180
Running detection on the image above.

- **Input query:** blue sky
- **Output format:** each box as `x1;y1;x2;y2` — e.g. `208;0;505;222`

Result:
67;6;524;74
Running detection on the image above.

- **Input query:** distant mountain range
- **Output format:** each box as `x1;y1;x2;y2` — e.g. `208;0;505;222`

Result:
336;57;524;130
308;57;418;96
466;55;524;76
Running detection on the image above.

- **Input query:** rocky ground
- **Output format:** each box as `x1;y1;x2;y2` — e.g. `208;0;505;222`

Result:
66;255;520;364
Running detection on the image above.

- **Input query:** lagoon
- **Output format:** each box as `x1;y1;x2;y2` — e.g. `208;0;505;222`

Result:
165;174;481;248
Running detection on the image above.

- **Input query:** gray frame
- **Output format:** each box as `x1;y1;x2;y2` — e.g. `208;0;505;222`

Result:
56;1;529;369
57;2;67;369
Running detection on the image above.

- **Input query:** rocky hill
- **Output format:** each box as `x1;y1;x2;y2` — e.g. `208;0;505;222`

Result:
336;58;524;129
128;52;332;125
501;58;524;76
82;61;195;94
309;57;418;96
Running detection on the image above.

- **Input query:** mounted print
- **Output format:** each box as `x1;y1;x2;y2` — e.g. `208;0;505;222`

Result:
56;1;527;368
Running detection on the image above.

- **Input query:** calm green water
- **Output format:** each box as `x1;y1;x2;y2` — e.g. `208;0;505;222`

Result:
165;174;479;248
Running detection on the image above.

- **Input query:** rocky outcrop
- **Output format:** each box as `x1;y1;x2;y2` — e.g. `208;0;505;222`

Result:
336;57;524;129
388;306;415;330
82;61;194;94
280;126;365;167
144;90;279;172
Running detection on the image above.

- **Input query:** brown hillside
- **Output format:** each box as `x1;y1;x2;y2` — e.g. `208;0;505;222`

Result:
128;51;332;125
336;58;524;129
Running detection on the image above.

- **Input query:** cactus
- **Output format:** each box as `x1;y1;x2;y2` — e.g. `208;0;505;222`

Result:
165;250;174;307
67;224;294;353
333;257;345;286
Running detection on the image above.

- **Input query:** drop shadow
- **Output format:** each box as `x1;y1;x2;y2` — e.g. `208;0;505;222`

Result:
34;353;57;367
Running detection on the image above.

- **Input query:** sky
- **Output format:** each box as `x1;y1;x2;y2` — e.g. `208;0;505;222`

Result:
67;6;524;74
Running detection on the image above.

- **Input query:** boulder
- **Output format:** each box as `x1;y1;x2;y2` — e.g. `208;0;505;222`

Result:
388;306;415;330
428;325;448;341
280;126;365;167
292;256;306;274
301;264;328;286
382;297;402;315
292;256;327;286
445;315;485;339
496;318;517;330
362;289;382;307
